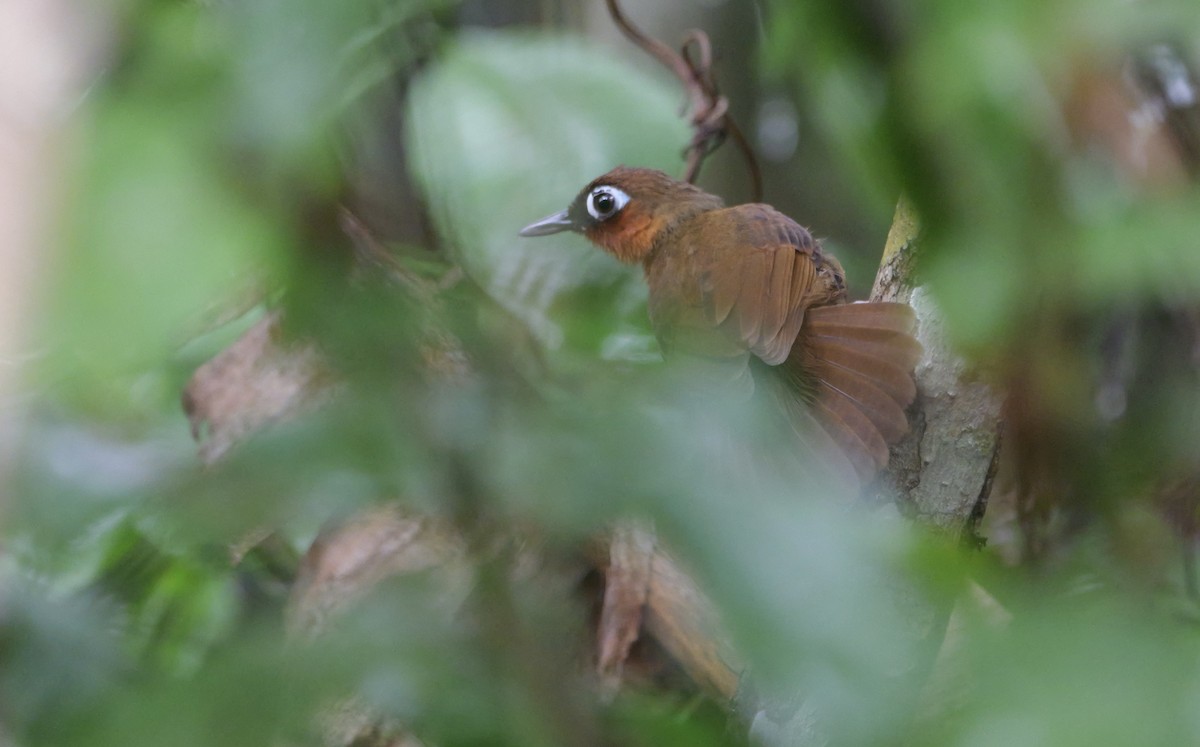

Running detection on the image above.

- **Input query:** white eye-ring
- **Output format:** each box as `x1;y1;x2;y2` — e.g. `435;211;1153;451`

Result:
586;186;630;221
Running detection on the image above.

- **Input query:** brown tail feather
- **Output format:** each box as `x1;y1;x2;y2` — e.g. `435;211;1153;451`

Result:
818;346;915;405
816;362;909;443
769;383;862;491
806;302;916;333
807;302;921;368
814;394;889;465
811;399;884;481
790;302;921;486
807;326;922;370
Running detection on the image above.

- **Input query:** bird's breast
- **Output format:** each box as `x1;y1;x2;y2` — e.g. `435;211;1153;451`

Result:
642;223;746;359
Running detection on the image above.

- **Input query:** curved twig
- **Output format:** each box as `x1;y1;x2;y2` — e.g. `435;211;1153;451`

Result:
604;0;762;200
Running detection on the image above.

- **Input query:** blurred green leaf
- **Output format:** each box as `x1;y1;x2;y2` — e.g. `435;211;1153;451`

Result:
45;10;289;413
928;593;1200;747
56;96;285;370
0;583;126;743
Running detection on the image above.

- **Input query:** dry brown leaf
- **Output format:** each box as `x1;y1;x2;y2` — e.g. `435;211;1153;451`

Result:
643;547;741;701
287;504;465;638
182;312;330;464
596;521;657;695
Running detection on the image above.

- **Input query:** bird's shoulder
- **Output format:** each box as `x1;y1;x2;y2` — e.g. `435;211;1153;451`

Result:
653;202;845;307
663;203;818;259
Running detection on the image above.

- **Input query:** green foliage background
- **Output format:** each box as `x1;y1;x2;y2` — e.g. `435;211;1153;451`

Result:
7;1;1200;746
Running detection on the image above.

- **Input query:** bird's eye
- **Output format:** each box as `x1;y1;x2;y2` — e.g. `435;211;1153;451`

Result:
586;186;630;221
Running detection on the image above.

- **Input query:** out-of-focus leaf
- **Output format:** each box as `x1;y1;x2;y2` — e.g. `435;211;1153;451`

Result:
49;91;287;410
1071;190;1200;301
920;593;1200;747
0;582;126;742
8;418;192;581
219;0;418;168
43;0;441;414
407;31;690;356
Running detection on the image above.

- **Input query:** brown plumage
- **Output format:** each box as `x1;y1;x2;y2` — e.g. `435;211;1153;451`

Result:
520;166;920;489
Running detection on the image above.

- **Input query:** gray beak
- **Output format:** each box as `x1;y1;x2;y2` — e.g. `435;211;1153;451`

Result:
518;209;574;237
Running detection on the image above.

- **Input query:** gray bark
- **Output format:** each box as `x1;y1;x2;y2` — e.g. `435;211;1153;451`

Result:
869;199;1004;541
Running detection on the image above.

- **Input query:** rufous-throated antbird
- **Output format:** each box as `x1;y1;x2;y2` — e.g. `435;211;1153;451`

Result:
519;166;920;490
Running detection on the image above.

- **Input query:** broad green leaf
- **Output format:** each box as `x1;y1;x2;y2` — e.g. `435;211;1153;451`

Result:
47;95;287;409
407;31;690;356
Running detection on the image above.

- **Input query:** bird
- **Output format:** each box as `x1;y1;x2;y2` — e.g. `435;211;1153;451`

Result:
519;166;920;490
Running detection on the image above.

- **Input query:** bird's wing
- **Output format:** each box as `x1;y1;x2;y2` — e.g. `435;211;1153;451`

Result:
695;204;843;366
647;203;918;489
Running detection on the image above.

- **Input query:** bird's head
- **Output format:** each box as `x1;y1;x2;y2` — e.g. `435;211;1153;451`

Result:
519;166;724;263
